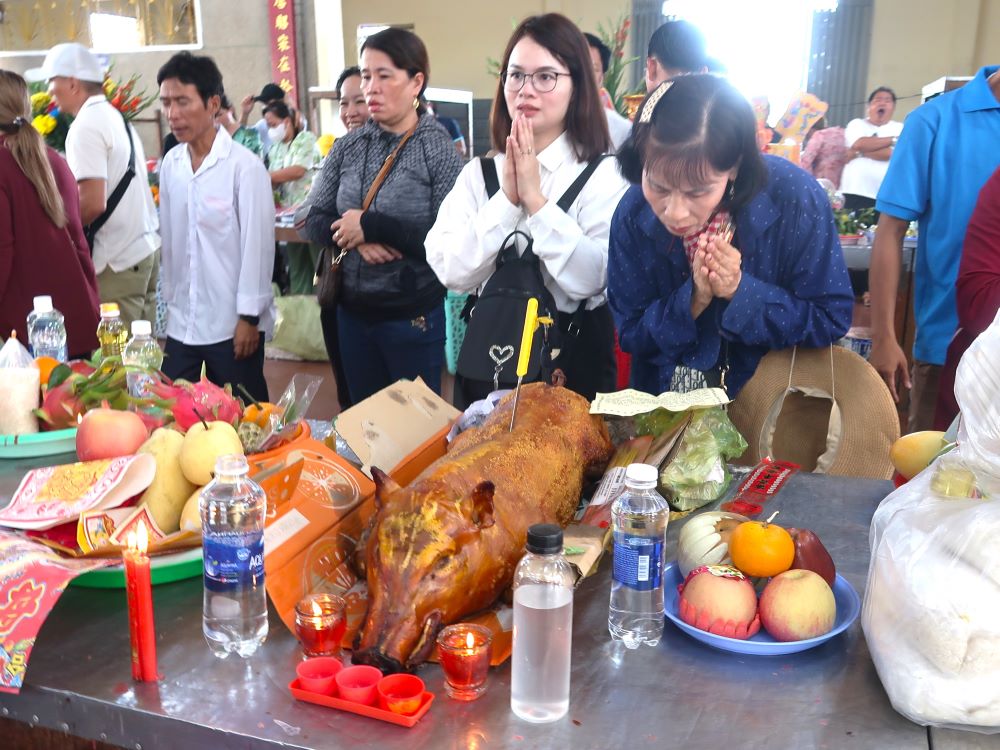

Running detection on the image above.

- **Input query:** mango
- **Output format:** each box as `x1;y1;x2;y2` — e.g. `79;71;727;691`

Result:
890;430;947;480
138;428;198;533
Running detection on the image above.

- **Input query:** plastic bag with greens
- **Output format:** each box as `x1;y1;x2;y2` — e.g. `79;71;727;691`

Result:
659;406;747;512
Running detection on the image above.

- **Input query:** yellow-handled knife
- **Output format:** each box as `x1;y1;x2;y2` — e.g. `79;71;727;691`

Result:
509;298;551;431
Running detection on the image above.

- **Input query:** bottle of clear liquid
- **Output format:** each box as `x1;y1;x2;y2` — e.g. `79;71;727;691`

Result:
96;302;128;361
200;454;268;659
26;295;67;362
511;523;575;723
122;320;162;398
608;463;669;649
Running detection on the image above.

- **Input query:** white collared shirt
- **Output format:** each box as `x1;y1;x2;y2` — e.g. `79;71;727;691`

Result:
425;132;628;312
159;126;276;345
65;95;160;273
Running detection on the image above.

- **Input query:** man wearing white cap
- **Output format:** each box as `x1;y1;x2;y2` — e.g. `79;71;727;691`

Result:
27;43;160;329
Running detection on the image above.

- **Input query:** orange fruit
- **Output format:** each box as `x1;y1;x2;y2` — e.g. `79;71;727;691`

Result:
34;356;60;386
729;519;795;578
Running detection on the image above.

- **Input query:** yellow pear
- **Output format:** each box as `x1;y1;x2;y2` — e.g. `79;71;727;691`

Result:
890;430;947;479
180;421;244;485
137;428;198;533
179;485;204;534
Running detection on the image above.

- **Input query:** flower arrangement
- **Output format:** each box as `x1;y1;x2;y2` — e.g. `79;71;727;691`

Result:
29;68;157;152
596;12;640;118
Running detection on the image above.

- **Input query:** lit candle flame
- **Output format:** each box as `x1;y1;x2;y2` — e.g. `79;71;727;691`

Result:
137;522;148;555
76;413;83;425
310;600;323;617
126;530;136;551
466;631;475;649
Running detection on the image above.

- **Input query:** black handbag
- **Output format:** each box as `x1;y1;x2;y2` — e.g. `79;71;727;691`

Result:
315;245;344;308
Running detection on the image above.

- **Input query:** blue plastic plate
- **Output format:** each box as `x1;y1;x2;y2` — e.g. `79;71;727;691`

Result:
0;428;77;459
663;561;861;655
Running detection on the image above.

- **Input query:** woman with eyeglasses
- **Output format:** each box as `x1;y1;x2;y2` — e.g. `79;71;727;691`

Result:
426;13;627;406
608;74;853;396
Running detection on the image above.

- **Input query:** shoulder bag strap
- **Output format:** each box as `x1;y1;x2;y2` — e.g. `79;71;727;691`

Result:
361;122;418;212
555;154;608;212
480;156;500;199
85;110;137;245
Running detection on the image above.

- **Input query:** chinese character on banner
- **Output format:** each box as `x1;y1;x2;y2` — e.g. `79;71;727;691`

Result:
268;0;298;106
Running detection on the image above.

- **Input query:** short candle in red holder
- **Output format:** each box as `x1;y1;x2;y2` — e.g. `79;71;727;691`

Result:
294;593;346;657
436;623;492;701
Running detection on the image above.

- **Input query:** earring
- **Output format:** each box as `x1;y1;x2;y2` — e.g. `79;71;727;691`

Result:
727;181;736;201
413;97;419;110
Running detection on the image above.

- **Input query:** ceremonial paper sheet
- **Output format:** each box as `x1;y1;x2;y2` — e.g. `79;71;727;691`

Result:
590;388;730;417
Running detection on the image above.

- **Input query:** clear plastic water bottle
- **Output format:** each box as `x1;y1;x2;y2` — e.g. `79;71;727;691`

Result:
200;454;268;659
511;523;575;723
608;463;669;649
26;295;67;362
122;320;163;398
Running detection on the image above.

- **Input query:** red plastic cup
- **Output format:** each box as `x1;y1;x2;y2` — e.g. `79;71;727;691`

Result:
377;673;425;716
295;657;344;695
335;665;383;705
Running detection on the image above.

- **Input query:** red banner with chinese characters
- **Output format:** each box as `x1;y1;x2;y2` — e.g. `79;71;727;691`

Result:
0;531;114;694
268;0;299;107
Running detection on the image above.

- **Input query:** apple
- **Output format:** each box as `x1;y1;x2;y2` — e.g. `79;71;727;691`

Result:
787;528;837;587
889;430;947;480
76;407;149;462
137;428;198;533
179;420;244;485
678;565;760;639
759;569;836;642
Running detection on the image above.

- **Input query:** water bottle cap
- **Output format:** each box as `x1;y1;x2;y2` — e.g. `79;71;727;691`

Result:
131;320;152;336
214;454;249;477
526;523;563;554
625;463;658;486
99;302;120;318
33;295;53;313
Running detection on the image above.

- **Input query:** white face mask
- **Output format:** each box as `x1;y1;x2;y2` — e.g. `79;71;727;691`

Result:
267;123;287;142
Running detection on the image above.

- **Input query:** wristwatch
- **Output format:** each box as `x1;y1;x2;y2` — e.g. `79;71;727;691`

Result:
239;314;260;326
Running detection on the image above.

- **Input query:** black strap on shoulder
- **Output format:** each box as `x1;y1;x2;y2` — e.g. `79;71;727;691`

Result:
479;153;608;212
480;156;500;199
556;154;608;212
84;110;137;250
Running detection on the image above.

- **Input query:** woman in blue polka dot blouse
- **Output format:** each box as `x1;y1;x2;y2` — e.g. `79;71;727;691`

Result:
608;74;853;395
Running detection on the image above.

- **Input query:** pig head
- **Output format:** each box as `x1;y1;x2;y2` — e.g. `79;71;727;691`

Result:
353;383;612;673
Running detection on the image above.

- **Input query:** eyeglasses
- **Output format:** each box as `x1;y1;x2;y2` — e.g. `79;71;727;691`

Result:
502;70;570;93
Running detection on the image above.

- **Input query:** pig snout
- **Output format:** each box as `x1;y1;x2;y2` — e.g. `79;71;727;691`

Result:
352;647;405;674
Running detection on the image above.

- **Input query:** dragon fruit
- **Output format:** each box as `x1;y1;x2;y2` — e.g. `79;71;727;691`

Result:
149;372;243;432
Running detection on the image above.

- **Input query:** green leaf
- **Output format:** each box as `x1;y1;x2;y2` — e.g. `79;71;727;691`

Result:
46;363;73;389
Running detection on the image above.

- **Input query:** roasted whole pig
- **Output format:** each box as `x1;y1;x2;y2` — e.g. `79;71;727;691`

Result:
354;383;612;672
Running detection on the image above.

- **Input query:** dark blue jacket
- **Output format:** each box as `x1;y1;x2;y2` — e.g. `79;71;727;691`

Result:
608;156;853;395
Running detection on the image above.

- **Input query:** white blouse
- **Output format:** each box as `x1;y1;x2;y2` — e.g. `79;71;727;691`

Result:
425;132;628;312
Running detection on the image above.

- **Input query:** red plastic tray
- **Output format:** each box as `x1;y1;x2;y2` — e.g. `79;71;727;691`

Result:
288;679;435;727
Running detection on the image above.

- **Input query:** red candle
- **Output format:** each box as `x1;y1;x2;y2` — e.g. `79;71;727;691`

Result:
123;523;158;681
436;623;492;701
294;594;346;658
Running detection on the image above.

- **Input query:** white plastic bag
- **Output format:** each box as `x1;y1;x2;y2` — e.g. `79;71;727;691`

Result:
0;330;40;435
863;311;1000;732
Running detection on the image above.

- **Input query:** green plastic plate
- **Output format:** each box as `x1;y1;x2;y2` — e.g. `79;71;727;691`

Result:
0;428;77;459
70;547;203;588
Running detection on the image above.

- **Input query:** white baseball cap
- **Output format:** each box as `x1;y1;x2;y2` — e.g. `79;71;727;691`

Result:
25;43;105;84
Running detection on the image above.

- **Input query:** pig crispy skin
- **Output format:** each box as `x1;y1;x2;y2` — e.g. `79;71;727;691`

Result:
354;383;612;672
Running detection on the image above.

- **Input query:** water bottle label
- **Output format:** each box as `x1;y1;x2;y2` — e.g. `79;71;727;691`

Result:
203;531;264;591
127;371;156;399
612;536;663;591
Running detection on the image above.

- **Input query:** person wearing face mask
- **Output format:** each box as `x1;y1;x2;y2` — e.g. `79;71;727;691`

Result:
302;28;463;403
426;13;628;406
337;66;369;132
264;101;319;295
840;87;903;211
608;74;853;396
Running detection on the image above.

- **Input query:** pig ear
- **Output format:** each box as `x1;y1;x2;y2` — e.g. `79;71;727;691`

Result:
466;481;495;530
371;467;401;510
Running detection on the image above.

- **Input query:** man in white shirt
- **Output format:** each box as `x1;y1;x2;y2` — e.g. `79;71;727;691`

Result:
584;32;632;151
156;52;276;402
28;43;160;329
840;87;904;211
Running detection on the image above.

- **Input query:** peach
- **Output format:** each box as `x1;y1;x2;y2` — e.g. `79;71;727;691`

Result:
679;565;760;639
759;569;836;642
76;407;150;462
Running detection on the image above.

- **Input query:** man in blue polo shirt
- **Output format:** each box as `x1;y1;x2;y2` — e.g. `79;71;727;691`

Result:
869;65;1000;432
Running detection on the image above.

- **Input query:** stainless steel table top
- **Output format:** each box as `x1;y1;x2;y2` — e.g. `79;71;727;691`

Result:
841;242;915;272
0;453;929;749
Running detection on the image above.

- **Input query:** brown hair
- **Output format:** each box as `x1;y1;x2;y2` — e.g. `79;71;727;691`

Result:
361;28;430;115
0;70;66;228
490;14;610;161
